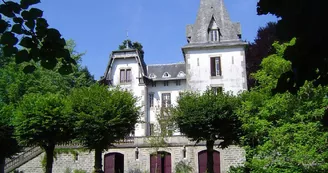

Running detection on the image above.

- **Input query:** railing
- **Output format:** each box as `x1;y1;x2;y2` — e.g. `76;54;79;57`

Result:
4;146;43;173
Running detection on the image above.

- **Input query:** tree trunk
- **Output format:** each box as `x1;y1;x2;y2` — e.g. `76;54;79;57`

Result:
44;144;55;173
206;140;215;173
0;157;5;173
94;148;103;173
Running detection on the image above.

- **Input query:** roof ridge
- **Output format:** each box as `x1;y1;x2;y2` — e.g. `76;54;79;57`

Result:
147;62;185;66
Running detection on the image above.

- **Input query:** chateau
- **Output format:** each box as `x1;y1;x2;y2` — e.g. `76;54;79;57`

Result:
8;0;247;172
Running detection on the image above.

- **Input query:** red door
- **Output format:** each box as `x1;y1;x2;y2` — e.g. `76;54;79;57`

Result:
150;152;171;173
213;151;220;173
104;153;124;173
198;150;207;173
150;154;158;173
198;150;221;173
164;153;172;173
104;153;115;173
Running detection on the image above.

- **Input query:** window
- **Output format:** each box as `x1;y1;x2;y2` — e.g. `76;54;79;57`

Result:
210;57;221;76
149;123;155;136
209;29;219;42
120;69;132;83
151;81;156;87
212;87;223;95
162;93;171;108
164;81;169;86
176;80;181;86
163;72;170;78
149;93;154;108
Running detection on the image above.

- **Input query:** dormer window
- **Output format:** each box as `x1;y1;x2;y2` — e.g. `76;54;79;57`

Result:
149;73;157;79
208;17;221;42
177;71;186;78
162;72;171;78
209;29;219;42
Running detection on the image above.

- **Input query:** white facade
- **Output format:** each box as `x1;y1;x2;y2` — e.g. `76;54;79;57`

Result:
100;0;248;138
184;46;247;94
104;44;247;138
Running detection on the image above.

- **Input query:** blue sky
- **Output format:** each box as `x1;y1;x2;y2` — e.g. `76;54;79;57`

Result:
36;0;277;80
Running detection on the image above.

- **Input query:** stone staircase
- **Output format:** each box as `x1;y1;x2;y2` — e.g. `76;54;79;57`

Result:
4;147;43;173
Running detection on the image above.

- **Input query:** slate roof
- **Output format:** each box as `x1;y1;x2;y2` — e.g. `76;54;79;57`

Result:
147;62;186;81
187;0;242;44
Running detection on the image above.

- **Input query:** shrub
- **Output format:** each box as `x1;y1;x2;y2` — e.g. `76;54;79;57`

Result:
175;160;193;173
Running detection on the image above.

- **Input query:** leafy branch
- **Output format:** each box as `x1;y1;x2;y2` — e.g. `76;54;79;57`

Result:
0;0;76;74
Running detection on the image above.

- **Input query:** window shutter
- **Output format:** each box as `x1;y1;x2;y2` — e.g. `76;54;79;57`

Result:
218;57;222;76
210;58;216;76
162;93;165;107
126;69;131;82
168;93;171;107
120;69;125;83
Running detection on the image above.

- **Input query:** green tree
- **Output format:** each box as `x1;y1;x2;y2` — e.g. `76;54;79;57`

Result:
172;89;241;173
0;40;94;172
0;0;76;74
118;39;144;59
234;38;328;172
0;104;19;173
146;107;174;173
257;0;327;93
13;93;73;173
69;84;139;173
246;22;278;88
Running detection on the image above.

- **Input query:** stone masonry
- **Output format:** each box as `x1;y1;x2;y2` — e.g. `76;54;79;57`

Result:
15;136;245;173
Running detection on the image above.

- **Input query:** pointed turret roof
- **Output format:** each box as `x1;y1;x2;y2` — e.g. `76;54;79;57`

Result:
186;0;242;44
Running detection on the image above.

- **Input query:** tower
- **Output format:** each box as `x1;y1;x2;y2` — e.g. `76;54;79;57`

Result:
182;0;248;94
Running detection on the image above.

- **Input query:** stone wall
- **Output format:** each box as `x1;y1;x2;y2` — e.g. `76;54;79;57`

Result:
16;151;95;173
15;146;244;173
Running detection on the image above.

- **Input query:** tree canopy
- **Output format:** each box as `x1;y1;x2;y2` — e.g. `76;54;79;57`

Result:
246;22;278;88
0;39;94;172
173;89;241;173
257;0;327;93
234;39;328;172
118;39;144;59
69;84;140;173
0;0;76;74
14;93;73;173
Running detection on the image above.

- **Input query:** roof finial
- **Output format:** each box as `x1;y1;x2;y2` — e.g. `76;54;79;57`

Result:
125;29;130;49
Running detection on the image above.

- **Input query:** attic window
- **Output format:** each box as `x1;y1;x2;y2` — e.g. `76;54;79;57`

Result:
209;29;219;42
208;17;221;42
177;71;186;78
163;72;171;78
149;73;157;79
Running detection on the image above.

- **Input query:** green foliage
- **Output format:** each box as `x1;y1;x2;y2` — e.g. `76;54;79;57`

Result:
54;148;80;161
13;93;73;147
118;39;144;59
146;108;174;152
257;0;328;92
70;84;139;150
237;39;328;172
175;160;193;173
69;84;139;172
0;0;76;74
64;168;72;173
73;169;87;173
172;89;241;148
246;22;278;88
